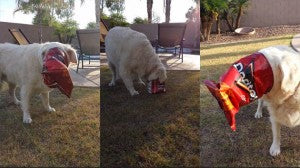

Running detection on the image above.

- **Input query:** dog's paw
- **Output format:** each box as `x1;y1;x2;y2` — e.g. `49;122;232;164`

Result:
47;107;56;113
138;79;146;86
138;81;146;86
255;111;263;118
130;90;139;96
14;100;21;106
23;117;32;124
108;82;115;87
270;143;281;156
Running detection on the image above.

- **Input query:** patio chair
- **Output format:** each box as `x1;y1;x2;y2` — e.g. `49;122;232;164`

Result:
100;18;109;52
155;23;187;62
130;23;158;47
76;29;100;72
9;28;31;45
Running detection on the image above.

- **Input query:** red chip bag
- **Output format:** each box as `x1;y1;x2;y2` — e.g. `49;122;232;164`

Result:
147;79;166;94
204;52;274;131
42;47;73;98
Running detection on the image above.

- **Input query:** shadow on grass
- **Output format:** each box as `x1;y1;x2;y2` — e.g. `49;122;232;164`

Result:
200;50;256;61
0;85;100;167
201;35;293;50
100;66;200;167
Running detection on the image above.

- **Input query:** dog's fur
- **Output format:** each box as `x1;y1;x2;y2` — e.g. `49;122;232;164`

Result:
0;42;77;123
105;27;167;96
254;45;300;156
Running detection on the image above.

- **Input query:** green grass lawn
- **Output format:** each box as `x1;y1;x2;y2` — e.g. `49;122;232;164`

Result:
0;85;100;167
200;34;300;166
100;66;200;167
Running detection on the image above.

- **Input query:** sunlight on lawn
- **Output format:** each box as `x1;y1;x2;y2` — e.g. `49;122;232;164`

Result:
0;84;100;167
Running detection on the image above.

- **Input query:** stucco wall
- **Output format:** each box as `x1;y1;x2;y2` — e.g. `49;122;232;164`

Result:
212;0;300;32
240;0;300;27
0;21;59;43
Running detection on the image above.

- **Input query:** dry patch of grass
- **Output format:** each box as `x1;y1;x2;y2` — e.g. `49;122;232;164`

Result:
100;66;200;167
0;85;100;167
200;35;300;166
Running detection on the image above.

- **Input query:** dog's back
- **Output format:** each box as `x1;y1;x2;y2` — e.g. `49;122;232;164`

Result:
105;27;155;67
0;43;43;87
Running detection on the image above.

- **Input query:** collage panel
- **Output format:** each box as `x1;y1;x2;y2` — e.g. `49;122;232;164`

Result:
100;0;200;167
0;0;100;167
200;0;300;167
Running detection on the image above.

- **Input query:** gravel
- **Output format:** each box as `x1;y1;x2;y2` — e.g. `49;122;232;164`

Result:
201;24;300;45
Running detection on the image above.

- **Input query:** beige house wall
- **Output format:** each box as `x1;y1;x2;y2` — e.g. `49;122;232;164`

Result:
240;0;300;27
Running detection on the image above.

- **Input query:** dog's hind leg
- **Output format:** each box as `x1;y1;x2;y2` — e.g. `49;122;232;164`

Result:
269;117;281;156
8;83;20;105
255;98;263;118
20;85;33;123
108;62;117;86
40;92;55;112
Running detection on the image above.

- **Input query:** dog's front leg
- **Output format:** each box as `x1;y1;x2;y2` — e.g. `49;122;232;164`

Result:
40;92;56;112
269;117;281;156
255;99;263;118
20;86;33;123
120;70;139;96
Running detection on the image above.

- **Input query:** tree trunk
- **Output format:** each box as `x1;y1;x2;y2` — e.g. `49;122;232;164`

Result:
235;6;243;29
100;0;104;13
224;12;234;32
216;15;221;34
199;4;204;42
147;0;153;23
200;32;204;41
165;0;171;23
58;34;62;43
206;20;214;41
201;18;208;41
37;7;42;43
201;13;217;41
95;0;100;24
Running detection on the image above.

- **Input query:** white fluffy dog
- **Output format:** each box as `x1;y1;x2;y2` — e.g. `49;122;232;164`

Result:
254;45;300;156
0;42;77;123
105;27;167;96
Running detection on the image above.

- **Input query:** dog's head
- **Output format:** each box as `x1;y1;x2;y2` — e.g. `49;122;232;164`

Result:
278;55;300;94
39;42;77;66
148;65;167;83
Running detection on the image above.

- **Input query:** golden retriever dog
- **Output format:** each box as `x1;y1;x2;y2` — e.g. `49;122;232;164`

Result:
254;45;300;156
0;42;77;123
105;26;167;96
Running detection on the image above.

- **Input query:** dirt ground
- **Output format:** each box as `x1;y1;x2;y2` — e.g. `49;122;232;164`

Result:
201;24;300;44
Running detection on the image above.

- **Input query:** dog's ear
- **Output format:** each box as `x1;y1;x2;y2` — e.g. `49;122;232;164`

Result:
148;70;158;81
64;45;78;64
279;55;300;94
148;66;167;82
158;66;167;83
66;48;78;64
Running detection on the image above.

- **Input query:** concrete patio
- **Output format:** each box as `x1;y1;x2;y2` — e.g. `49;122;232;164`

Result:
68;50;199;88
100;52;200;70
69;61;100;88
